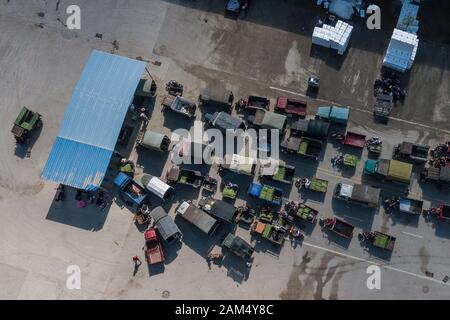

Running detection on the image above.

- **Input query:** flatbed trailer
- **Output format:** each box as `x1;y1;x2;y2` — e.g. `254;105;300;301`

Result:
245;95;270;113
322;217;354;239
275;97;307;117
361;231;396;251
166;165;203;188
260;161;295;184
281;136;322;161
301;177;328;193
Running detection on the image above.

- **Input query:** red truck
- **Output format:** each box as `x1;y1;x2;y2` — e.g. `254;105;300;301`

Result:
275;97;307;117
332;131;366;149
144;228;165;265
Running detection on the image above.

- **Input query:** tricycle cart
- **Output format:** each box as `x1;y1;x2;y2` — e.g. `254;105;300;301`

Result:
162;95;196;118
248;183;283;205
320;217;354;239
259;160;295;184
275;97;307;117
343;154;359;167
241;95;270;113
199;84;234;111
366;137;382;156
281;136;322;161
235;205;256;226
202;176;218;193
166;165;203;188
222;181;239;200
165;80;183;96
251;220;286;246
221;233;254;260
360;231;396;251
284;201;318;223
11;106;42;144
258;206;274;223
296;177;328;193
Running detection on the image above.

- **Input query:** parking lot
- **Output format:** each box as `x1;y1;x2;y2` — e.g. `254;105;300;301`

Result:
0;0;449;299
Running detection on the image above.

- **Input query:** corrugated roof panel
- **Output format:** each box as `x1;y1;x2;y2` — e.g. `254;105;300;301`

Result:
41;50;146;189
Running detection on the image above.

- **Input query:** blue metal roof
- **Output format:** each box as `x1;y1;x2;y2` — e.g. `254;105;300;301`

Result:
41;50;146;189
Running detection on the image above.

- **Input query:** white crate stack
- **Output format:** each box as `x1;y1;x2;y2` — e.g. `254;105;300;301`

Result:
383;1;420;72
383;28;419;72
312;20;353;55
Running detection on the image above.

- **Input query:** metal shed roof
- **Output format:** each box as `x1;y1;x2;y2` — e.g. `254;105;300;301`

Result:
41;50;146;189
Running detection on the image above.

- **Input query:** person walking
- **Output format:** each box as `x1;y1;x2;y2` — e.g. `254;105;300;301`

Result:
132;255;142;276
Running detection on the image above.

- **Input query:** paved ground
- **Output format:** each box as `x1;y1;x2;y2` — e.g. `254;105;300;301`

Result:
0;0;449;300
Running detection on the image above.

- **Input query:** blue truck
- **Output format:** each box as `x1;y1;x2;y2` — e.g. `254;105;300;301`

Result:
114;172;149;206
316;106;349;124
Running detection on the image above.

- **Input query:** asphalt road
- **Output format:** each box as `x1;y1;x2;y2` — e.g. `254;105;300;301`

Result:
0;0;449;300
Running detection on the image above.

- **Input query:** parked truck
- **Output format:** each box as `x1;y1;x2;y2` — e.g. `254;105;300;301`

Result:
334;183;381;208
204;111;246;132
176;201;220;236
364;159;413;184
275;97;307;117
247;109;287;132
420;166;450;187
316;106;349;124
144;228;165;265
393;142;430;163
113;173;149;207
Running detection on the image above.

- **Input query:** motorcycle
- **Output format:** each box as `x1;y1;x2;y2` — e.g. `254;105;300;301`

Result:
289;226;304;239
331;132;345;141
365;136;382;146
331;154;344;166
55;185;65;202
359;231;375;241
165;80;183;96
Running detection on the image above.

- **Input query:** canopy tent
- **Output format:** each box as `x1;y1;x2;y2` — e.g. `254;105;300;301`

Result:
41;50;146;189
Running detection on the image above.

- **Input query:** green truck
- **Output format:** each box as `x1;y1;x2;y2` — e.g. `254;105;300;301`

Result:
364;159;413;184
11;106;42;144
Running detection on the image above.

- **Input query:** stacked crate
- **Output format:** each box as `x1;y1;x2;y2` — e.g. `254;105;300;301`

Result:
312;20;353;55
